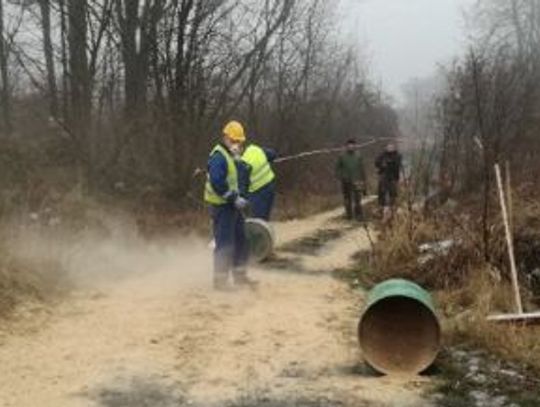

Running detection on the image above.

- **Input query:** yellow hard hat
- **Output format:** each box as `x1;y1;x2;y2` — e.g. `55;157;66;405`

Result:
222;120;246;143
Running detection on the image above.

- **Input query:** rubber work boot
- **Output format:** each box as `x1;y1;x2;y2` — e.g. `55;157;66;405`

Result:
233;270;259;290
213;273;229;291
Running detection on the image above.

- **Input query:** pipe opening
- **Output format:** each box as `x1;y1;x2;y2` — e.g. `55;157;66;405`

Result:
359;296;440;375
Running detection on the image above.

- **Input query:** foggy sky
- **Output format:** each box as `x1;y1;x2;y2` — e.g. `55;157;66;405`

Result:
341;0;476;105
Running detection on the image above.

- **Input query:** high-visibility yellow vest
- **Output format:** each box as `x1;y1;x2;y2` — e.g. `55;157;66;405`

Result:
242;144;275;193
204;144;238;205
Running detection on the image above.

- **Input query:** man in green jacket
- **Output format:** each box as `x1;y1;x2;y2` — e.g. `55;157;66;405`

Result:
336;139;366;220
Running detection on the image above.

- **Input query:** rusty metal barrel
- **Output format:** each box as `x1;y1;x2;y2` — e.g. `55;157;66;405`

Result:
358;279;441;375
245;218;275;262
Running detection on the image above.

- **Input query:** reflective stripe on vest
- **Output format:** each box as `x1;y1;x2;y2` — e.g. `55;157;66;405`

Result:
204;144;239;205
242;144;275;193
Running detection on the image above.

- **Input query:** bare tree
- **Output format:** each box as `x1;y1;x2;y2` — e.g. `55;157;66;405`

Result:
0;0;398;202
114;0;163;120
0;0;13;135
38;0;58;118
67;0;91;171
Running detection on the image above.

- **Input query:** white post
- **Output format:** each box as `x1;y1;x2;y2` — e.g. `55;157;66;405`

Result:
495;163;523;314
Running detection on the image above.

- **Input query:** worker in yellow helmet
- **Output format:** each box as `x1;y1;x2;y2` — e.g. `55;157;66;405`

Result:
241;141;277;221
204;120;256;290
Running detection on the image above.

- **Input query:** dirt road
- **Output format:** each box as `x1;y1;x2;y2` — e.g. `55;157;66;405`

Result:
0;208;432;407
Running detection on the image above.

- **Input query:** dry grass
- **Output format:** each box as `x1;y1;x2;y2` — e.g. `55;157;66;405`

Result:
0;195;120;318
0;245;68;317
439;269;540;371
367;210;482;290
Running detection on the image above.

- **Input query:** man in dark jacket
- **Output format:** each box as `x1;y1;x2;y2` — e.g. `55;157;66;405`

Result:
336;139;366;220
375;142;403;210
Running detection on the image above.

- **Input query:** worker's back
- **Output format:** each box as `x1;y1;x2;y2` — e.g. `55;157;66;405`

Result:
241;143;277;221
242;144;276;193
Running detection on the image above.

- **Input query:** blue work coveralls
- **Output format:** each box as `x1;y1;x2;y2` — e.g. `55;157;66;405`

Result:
207;145;250;285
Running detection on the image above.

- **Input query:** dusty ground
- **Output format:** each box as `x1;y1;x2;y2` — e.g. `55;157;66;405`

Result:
0;206;432;407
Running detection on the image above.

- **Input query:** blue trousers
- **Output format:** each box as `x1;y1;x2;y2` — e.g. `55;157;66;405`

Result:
248;181;275;221
211;204;248;282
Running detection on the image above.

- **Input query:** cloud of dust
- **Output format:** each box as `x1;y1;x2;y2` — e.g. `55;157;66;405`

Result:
2;211;213;293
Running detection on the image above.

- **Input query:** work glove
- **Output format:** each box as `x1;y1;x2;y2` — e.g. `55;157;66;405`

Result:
223;190;238;203
234;196;249;210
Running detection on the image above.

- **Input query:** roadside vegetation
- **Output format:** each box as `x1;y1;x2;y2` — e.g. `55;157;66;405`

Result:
1;0;390;316
352;0;540;388
356;193;540;368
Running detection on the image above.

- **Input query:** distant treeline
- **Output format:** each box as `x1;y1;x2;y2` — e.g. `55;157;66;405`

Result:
0;0;398;205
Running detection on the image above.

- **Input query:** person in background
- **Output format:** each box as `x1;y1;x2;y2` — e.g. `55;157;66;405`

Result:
375;142;403;216
241;143;277;221
335;138;366;221
204;120;257;291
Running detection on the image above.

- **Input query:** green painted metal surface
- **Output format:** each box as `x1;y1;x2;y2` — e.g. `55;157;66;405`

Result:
359;278;441;375
245;218;275;262
364;279;437;315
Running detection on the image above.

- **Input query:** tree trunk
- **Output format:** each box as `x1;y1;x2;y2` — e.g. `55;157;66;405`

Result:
116;0;152;119
0;0;13;135
67;0;92;183
39;0;59;119
59;0;70;121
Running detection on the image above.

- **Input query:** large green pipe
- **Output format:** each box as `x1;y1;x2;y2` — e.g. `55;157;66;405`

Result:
245;218;275;262
358;279;441;375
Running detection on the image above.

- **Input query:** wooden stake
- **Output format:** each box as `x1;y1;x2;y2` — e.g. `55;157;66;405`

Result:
487;311;540;324
495;163;523;314
505;161;513;234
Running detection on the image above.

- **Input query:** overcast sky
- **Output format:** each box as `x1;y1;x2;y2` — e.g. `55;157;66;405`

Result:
340;0;476;105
